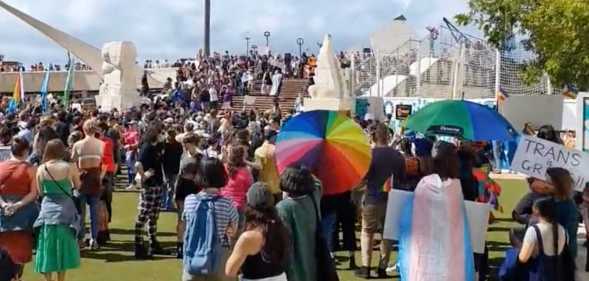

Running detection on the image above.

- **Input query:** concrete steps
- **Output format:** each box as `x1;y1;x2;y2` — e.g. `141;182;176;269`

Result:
230;79;308;114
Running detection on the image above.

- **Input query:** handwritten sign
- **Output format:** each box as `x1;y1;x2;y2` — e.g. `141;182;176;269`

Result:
383;189;492;254
511;135;588;191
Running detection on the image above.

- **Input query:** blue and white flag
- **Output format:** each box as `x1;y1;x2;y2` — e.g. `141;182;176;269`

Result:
40;70;50;112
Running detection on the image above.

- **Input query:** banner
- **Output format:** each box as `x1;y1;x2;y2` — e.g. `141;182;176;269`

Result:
511;135;588;191
383;189;492;254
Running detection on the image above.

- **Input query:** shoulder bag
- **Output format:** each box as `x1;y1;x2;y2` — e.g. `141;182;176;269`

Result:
44;165;82;214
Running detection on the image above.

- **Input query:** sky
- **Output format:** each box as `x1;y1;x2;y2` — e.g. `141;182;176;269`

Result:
0;0;470;65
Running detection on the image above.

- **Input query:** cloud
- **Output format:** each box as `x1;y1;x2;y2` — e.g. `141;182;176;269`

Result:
0;0;469;65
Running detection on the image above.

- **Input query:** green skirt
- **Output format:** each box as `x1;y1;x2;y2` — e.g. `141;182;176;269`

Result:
34;225;80;273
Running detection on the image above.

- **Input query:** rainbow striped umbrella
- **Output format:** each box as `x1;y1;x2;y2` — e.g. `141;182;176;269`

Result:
276;110;372;195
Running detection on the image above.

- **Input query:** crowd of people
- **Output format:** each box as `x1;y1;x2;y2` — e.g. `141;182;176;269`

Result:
0;51;584;281
0;88;584;281
0;62;92;73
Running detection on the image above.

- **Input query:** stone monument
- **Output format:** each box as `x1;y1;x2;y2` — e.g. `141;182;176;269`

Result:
95;42;141;111
304;35;355;112
0;0;153;110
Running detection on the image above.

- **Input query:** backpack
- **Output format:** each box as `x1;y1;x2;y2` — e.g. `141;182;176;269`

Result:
183;195;221;275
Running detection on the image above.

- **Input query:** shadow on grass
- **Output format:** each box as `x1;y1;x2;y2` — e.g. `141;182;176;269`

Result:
108;228;177;237
81;241;178;262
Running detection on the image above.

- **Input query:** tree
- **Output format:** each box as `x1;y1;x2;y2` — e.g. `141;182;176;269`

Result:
456;0;589;90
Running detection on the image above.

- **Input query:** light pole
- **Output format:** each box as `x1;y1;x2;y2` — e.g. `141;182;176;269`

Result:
245;36;251;56
296;37;304;57
264;31;271;48
204;0;211;57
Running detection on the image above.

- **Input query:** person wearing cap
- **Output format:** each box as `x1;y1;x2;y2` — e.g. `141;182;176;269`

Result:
225;182;289;281
253;130;281;201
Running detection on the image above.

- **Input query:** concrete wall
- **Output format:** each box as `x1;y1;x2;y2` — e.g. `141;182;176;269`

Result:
0;68;176;94
0;71;100;93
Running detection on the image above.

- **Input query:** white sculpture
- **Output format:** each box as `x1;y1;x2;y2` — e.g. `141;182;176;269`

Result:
0;0;169;91
96;42;140;110
304;35;355;112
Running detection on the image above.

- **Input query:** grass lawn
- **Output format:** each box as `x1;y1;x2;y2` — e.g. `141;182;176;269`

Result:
22;179;528;281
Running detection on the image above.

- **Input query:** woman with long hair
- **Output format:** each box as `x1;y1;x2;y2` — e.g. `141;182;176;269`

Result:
545;167;579;258
34;139;81;281
518;197;575;280
0;137;39;280
225;182;289;281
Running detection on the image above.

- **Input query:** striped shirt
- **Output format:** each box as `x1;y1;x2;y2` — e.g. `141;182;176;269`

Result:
183;192;238;245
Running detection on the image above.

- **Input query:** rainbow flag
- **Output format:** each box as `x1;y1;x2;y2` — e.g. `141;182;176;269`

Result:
7;71;24;113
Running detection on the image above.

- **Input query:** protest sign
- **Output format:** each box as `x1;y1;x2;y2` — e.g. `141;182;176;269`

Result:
383;189;492;254
0;146;10;161
511;135;588;191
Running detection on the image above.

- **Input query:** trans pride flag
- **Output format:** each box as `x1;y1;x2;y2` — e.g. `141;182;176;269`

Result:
398;174;475;281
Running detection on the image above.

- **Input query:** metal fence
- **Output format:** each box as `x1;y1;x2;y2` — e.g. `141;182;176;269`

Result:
351;24;553;99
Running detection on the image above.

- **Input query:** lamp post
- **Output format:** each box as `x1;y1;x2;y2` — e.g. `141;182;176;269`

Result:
245;36;251;56
296;37;304;57
203;0;211;56
264;31;271;47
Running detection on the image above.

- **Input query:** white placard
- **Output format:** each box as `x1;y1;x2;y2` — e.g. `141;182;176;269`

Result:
511;135;588;191
383;189;492;254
